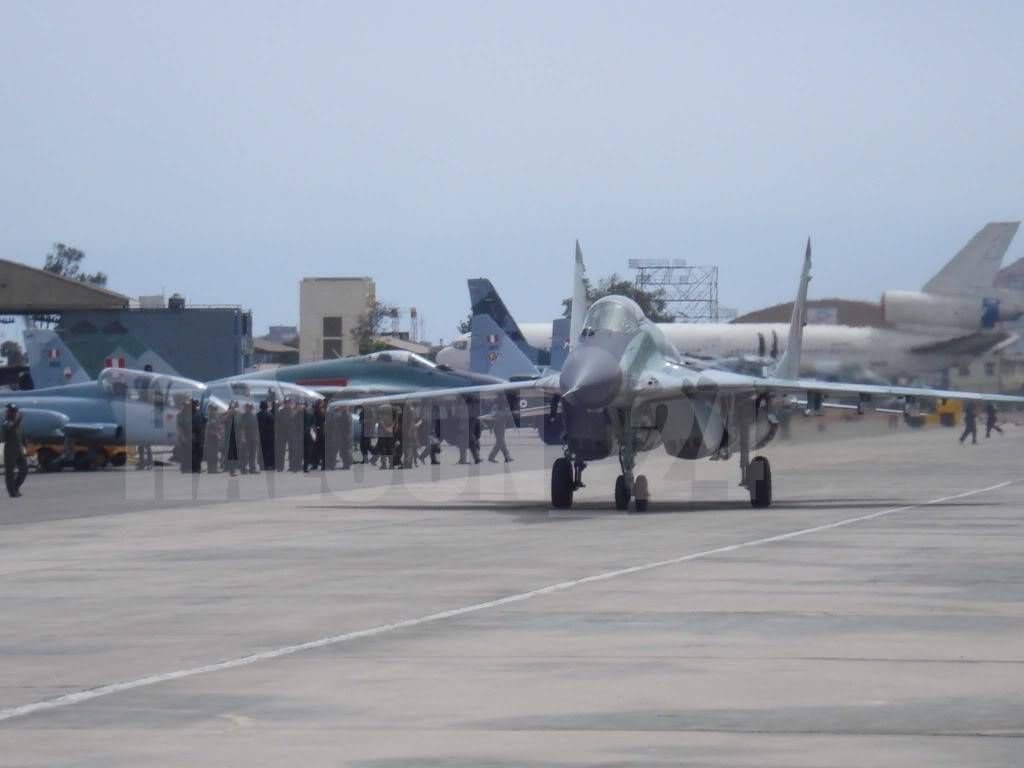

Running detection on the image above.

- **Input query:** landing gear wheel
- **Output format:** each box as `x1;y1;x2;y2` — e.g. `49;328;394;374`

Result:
614;475;630;510
551;457;574;509
36;447;63;473
72;453;94;472
748;456;772;508
633;474;649;512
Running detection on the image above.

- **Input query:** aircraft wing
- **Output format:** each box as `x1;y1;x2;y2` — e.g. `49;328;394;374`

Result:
909;331;1014;357
316;385;418;400
326;375;560;410
637;368;1024;405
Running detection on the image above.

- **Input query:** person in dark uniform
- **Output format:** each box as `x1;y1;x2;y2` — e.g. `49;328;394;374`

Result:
391;406;404;469
959;401;978;445
241;402;260;474
257;400;275;470
487;396;513;463
176;399;193;473
223;401;241;476
467;397;482;464
3;404;29;498
190;399;205;473
985;402;1004;438
310;400;327;471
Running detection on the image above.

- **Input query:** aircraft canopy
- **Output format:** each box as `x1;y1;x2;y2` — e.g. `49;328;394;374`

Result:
363;351;438;369
98;368;206;404
584;296;643;334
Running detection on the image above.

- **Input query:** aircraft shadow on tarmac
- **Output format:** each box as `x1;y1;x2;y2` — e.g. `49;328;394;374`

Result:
303;497;1001;523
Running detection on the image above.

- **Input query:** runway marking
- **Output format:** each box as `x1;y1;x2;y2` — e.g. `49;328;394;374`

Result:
0;480;1012;724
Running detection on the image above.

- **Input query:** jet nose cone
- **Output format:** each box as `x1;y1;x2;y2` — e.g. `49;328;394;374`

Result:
560;347;623;410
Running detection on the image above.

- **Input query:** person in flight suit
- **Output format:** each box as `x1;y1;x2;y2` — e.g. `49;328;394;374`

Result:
3;404;29;498
240;402;260;474
487;396;514;463
333;404;354;470
205;403;223;473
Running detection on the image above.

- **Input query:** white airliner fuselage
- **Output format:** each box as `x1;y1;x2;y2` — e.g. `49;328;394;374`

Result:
436;321;995;382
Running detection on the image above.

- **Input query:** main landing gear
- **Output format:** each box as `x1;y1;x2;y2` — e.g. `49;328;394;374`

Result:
738;400;773;508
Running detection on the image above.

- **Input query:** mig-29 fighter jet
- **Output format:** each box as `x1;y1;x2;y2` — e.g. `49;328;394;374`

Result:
329;241;1024;512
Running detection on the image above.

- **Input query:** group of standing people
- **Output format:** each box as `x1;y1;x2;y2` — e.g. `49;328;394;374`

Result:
172;395;516;475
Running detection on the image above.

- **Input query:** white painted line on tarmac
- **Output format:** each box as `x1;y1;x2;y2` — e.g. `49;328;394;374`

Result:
0;480;1012;724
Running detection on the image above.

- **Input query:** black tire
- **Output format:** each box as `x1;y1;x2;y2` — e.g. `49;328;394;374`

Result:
614;474;630;510
551;457;574;509
72;454;94;472
110;451;127;467
749;456;772;508
36;448;63;473
633;474;649;512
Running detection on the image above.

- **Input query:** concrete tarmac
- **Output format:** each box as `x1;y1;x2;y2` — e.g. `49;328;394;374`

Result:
0;420;1022;766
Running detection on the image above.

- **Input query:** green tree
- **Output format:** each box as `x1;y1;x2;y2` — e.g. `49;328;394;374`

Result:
562;273;674;323
457;313;472;335
351;301;400;355
43;243;108;287
1;340;26;367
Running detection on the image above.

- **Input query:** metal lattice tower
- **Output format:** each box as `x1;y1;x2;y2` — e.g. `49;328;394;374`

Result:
628;258;720;322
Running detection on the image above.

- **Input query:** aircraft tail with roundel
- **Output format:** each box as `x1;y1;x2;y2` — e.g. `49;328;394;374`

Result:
22;328;91;388
469;314;540;379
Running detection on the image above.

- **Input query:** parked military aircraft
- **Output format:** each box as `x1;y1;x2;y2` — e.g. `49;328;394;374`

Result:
332;241;1024;512
5;368;211;470
224;350;504;398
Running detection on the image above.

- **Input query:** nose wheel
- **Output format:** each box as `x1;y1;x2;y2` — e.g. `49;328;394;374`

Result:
551;458;573;508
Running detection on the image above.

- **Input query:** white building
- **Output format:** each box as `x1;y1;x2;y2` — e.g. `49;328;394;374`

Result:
299;277;375;362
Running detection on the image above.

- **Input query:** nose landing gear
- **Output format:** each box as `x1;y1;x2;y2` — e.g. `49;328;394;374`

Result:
551;457;587;509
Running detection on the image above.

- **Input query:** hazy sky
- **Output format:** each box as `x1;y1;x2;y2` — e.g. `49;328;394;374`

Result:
2;1;1022;343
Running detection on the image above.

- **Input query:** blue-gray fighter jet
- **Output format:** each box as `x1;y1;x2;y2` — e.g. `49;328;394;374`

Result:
330;241;1024;511
5;368;209;470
